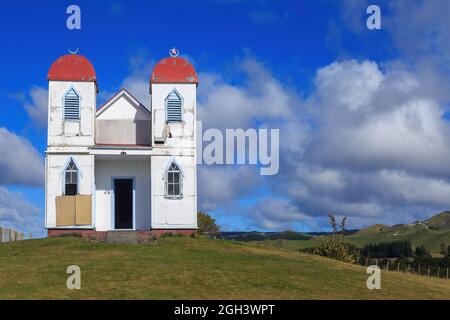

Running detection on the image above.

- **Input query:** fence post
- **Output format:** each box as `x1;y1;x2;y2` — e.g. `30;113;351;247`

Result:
447;268;449;279
427;266;430;277
365;258;368;266
397;262;400;272
386;260;389;271
437;267;440;279
418;264;420;275
29;232;32;240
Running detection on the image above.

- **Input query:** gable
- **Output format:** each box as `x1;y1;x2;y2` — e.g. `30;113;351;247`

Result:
95;89;151;146
97;89;150;121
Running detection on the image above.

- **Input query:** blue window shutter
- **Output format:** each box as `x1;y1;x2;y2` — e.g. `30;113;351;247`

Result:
166;91;182;122
64;88;80;120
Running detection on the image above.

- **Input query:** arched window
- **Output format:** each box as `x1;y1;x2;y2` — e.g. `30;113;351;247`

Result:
64;88;80;120
165;161;183;197
165;90;182;122
64;159;78;195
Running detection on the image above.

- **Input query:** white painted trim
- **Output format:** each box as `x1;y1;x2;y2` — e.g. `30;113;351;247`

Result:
111;177;136;230
59;156;83;196
162;156;185;178
44;155;48;229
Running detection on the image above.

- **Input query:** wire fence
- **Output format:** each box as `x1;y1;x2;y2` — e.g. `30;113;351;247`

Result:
356;256;450;280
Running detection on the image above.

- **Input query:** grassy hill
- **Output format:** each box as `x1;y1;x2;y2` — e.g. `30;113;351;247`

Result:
0;236;449;299
345;211;450;253
253;211;450;254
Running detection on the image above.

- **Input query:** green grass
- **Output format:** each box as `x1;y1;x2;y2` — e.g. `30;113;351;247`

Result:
0;236;449;299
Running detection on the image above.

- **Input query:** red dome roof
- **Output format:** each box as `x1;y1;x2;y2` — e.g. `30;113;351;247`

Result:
150;57;198;85
48;54;97;82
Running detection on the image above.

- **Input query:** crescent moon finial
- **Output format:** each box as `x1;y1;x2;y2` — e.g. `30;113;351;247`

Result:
68;48;79;55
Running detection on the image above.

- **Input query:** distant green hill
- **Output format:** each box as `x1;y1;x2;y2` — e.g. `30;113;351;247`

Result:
424;211;450;230
1;236;449;299
252;211;450;254
344;211;450;253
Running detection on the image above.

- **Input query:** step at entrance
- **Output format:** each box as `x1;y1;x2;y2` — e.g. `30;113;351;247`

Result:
106;231;139;243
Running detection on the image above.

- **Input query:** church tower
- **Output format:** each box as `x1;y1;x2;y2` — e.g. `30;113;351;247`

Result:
45;53;97;229
149;48;198;230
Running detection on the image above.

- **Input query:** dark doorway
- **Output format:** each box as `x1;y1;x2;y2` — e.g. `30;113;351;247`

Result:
114;179;133;229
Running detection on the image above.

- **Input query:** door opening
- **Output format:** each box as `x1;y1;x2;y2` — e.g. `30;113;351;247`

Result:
114;178;133;229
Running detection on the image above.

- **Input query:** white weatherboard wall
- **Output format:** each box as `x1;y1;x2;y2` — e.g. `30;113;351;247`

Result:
45;154;94;228
48;81;96;147
151;155;197;228
46;79;96;229
151;83;196;149
95;159;151;231
150;82;197;229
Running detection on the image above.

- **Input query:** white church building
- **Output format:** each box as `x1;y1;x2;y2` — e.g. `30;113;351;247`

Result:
45;49;198;240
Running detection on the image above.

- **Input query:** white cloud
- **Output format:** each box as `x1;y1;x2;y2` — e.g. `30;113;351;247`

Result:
0;127;44;187
0;186;41;234
197;58;295;129
198;165;260;211
17;86;48;128
197;57;450;229
247;198;315;230
313;60;383;111
115;48;450;230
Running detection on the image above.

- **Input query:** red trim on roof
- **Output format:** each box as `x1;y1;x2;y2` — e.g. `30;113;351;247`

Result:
48;54;96;81
150;57;198;85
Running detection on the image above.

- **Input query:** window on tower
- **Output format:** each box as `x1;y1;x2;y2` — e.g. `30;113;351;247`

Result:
64;88;80;120
64;159;78;196
165;161;183;198
165;90;182;122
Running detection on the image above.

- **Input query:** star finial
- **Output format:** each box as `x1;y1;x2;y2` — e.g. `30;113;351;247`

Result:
169;47;179;57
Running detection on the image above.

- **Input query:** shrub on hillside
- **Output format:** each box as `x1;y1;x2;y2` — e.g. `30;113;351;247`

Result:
314;215;356;263
197;211;220;236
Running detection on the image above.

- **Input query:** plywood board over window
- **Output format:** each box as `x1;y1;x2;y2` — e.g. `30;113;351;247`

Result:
55;195;92;227
56;196;76;226
75;195;92;225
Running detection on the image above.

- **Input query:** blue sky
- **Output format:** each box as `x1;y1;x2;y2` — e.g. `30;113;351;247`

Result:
2;0;450;236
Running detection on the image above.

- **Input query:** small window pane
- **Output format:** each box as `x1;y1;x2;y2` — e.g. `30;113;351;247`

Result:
71;172;77;184
65;184;77;196
165;161;183;197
